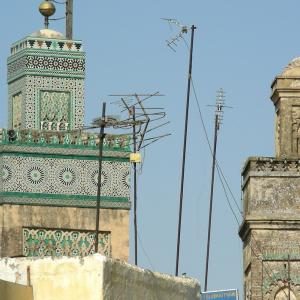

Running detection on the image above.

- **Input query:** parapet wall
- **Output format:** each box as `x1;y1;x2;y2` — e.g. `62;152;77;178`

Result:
0;254;200;300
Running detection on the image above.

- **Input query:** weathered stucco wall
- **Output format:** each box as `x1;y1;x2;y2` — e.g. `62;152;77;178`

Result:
102;259;200;300
0;205;129;261
240;157;300;299
0;255;200;300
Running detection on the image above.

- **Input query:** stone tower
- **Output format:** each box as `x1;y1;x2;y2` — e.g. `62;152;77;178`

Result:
239;59;300;299
8;29;85;131
0;4;131;260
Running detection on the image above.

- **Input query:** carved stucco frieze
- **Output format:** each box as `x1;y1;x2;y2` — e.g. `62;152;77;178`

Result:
247;159;300;173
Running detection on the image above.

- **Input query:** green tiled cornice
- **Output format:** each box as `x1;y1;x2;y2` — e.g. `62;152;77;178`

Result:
8;70;85;84
0;192;131;210
0;150;129;162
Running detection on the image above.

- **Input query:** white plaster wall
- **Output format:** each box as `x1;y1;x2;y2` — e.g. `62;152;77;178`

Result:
0;255;200;300
0;256;104;300
103;259;200;300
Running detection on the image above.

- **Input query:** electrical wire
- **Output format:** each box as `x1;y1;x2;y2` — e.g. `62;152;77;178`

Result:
137;229;155;271
51;0;67;4
190;77;242;214
49;16;66;21
190;74;290;299
216;166;241;226
169;23;290;298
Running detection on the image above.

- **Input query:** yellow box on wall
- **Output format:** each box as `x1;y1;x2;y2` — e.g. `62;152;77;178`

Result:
130;153;141;163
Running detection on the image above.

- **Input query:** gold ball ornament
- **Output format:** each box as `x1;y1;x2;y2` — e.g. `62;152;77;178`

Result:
39;1;56;17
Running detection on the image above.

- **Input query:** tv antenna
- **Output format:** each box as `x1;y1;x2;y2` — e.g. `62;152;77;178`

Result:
163;18;197;276
162;18;190;52
109;92;170;266
204;88;231;291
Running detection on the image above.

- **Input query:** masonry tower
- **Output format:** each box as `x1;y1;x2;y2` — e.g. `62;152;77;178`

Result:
0;1;131;260
239;58;300;299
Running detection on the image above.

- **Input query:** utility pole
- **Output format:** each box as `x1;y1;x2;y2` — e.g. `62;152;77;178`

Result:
66;0;73;39
204;88;225;291
110;92;168;266
95;102;106;253
175;24;196;276
288;255;291;300
132;105;138;265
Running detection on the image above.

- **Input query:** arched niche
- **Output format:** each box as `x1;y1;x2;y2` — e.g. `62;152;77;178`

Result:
275;288;296;300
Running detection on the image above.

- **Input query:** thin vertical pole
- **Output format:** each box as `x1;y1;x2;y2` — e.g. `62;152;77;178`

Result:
288;255;291;300
66;0;73;39
204;115;219;291
44;17;49;29
175;25;196;276
261;260;263;300
133;106;138;265
95;102;106;253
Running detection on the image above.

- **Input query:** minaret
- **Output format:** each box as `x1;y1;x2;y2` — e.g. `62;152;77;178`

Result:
0;2;131;260
271;58;300;158
8;0;85;131
239;60;300;299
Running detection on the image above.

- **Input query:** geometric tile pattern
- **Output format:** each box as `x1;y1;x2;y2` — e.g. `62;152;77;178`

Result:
12;92;22;128
23;228;111;257
8;77;26;129
1;155;130;199
40;91;71;130
8;55;85;80
8;75;84;130
7;35;85;130
0;130;131;152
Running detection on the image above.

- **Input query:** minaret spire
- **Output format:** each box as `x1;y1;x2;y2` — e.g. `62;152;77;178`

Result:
39;0;56;29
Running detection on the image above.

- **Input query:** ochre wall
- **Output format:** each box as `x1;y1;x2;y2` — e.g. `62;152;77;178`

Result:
0;280;33;300
0;204;129;261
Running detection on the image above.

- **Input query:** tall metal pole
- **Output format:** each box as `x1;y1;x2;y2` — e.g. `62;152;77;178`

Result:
204;114;219;291
45;17;49;29
175;25;196;276
132;106;138;265
95;102;106;253
288;255;291;300
66;0;73;39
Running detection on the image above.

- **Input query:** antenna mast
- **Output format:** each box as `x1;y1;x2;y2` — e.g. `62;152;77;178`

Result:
204;88;226;291
163;18;196;276
95;102;106;253
110;92;169;266
66;0;73;39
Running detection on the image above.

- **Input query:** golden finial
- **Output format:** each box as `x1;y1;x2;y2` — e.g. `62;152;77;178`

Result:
39;1;56;29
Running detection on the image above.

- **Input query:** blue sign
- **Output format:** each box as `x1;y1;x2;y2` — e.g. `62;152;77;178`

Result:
201;289;238;300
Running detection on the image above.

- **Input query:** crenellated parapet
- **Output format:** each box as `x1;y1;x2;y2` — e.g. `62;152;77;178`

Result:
243;156;300;174
10;34;84;56
8;36;84;83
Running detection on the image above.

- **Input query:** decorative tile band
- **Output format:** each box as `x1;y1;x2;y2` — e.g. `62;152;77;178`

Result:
243;157;300;174
0;129;131;152
11;37;84;56
8;49;85;67
8;75;84;130
1;155;130;199
0;195;131;209
8;55;85;81
23;227;111;257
